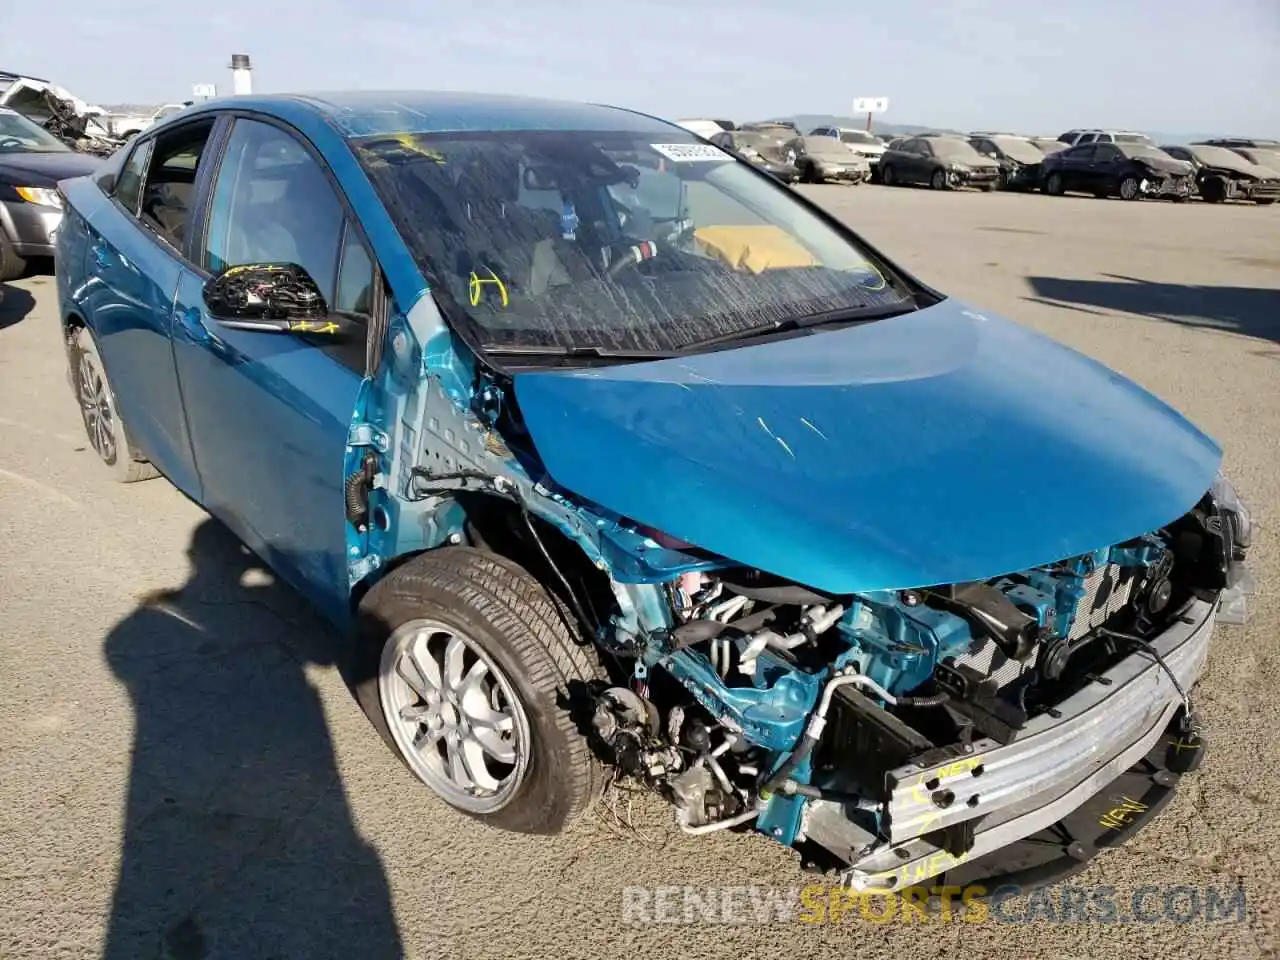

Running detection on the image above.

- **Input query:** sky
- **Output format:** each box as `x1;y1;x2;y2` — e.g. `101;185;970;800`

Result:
5;0;1278;135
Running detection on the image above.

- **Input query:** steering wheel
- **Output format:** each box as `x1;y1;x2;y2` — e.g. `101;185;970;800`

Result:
0;137;25;149
606;239;659;279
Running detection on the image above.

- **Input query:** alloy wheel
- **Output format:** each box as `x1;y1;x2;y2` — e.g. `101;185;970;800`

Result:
380;618;531;813
77;351;117;463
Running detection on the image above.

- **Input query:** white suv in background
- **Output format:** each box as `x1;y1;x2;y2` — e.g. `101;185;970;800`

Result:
1057;128;1153;146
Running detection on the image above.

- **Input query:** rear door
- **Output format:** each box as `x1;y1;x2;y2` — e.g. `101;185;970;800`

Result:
77;118;221;497
170;114;380;623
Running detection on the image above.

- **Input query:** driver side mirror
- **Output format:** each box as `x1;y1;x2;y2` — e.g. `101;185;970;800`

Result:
202;262;356;338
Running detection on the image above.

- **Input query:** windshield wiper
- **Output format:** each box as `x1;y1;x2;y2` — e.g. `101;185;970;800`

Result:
484;344;676;362
678;301;920;351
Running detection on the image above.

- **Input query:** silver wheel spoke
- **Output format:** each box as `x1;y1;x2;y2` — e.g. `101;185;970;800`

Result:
443;636;467;690
471;724;515;764
459;737;502;791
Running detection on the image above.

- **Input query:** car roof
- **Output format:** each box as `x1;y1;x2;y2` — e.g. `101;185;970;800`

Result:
176;90;683;140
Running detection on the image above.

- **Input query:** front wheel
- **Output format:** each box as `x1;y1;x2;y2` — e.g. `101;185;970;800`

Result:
880;164;896;186
355;547;604;834
930;168;948;190
1119;175;1142;201
1257;199;1276;206
1044;171;1065;196
0;229;27;282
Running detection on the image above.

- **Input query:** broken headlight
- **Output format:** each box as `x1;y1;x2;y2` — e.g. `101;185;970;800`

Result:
1211;469;1252;553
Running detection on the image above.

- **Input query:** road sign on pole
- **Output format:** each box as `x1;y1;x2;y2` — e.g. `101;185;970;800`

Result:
853;97;889;132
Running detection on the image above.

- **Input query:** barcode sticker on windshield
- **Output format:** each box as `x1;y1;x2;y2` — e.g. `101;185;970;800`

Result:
651;143;732;163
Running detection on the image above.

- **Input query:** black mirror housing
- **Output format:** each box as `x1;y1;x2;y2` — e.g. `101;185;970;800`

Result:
202;262;342;335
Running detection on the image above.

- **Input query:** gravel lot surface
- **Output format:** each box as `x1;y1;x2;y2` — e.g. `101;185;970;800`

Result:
1;184;1277;959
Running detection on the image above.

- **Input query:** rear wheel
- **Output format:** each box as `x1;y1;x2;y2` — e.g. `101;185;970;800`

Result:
355;547;604;834
68;326;159;483
0;229;27;282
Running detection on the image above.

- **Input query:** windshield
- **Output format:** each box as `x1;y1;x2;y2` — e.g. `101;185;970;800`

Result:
990;136;1043;163
1240;147;1280;167
802;136;854;159
0;109;69;152
1189;145;1252;167
355;130;913;354
930;138;983;160
839;131;880;146
1119;144;1178;161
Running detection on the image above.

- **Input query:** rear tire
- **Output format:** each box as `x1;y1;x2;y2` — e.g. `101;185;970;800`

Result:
354;547;605;835
0;229;27;282
67;326;160;483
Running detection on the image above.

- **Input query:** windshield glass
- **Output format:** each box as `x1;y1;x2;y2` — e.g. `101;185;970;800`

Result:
839;131;880;146
929;138;983;160
990;136;1043;163
1189;145;1252;167
0;109;69;152
355;130;913;353
1119;144;1177;161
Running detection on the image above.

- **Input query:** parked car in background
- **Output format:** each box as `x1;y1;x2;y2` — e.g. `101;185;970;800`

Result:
0;71;120;155
878;135;1001;190
739;121;797;140
707;129;800;183
110;102;194;140
674;118;735;139
0;107;101;279
1161;143;1280;205
781;135;871;184
1041;142;1195;201
807;126;886;173
968;134;1048;191
1193;141;1280;174
1057;129;1154;147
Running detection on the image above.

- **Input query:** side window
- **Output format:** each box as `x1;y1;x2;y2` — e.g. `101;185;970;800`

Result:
203;118;372;372
113;139;154;216
900;138;920;153
334;222;374;316
203;118;345;299
139;120;217;251
1095;145;1119;162
918;141;935;157
1078;133;1097;144
973;140;995;156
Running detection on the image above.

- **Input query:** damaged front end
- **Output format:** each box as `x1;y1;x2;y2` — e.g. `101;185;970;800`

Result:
0;74;122;155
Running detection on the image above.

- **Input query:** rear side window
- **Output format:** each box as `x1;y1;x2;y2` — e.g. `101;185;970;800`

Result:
113;140;154;216
140;119;217;251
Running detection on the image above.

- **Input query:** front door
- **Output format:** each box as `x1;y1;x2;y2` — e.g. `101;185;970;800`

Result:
170;116;378;624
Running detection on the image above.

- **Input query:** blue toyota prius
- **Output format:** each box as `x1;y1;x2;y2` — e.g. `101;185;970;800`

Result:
56;90;1254;892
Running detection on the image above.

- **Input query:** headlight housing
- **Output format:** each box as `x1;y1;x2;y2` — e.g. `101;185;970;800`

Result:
14;186;63;209
1212;469;1252;551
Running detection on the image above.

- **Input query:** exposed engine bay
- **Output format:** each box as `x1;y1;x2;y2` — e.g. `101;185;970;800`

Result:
587;479;1252;885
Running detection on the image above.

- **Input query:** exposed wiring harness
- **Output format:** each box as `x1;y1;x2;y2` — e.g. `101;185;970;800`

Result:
408;467;598;639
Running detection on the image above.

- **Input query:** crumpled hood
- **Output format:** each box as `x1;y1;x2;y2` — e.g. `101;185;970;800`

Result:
1136;154;1194;176
512;299;1221;593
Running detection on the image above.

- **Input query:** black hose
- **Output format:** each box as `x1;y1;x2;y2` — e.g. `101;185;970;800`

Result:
762;735;818;794
896;692;949;707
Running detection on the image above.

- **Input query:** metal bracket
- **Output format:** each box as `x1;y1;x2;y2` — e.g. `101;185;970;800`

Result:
347;422;389;452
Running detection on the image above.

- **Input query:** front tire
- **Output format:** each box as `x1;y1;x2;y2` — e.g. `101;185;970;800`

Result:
355;547;604;835
68;326;159;482
930;168;948;190
880;164;896;186
0;229;27;282
1044;171;1065;196
1119;175;1142;201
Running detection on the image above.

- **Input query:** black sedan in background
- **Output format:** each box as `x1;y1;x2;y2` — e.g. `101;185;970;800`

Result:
1162;143;1280;205
878;135;1001;190
0;107;101;279
968;134;1048;190
708;130;801;183
1040;142;1195;201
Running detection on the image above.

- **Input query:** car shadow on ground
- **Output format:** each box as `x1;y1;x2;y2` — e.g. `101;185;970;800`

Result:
1025;273;1280;345
102;517;403;960
0;282;36;331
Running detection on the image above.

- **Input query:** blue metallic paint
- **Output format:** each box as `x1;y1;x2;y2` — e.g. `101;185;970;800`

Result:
513;300;1223;594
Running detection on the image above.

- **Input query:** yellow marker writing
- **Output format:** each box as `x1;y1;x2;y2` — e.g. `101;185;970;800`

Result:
469;268;509;308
